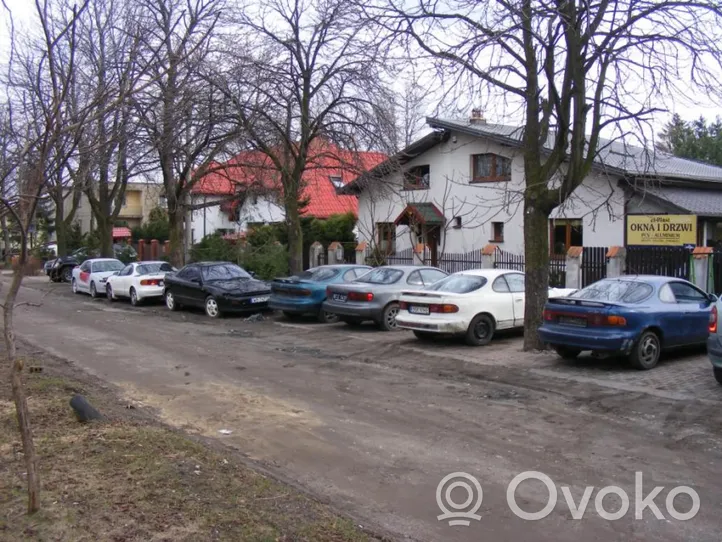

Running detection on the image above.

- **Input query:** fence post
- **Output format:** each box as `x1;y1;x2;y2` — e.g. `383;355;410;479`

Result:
309;241;324;268
163;240;170;260
137;239;145;262
150;239;159;260
328;241;342;265
565;246;583;290
606;246;626;278
355;241;368;265
691;247;713;292
481;244;497;268
412;243;425;265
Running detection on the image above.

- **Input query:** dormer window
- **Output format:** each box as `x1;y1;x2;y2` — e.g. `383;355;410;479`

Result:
403;165;430;190
471;153;511;183
329;175;344;189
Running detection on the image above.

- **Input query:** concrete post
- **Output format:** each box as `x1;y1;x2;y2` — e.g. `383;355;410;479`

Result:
606;246;626;278
309;241;324;268
565;246;583;290
412;243;425;265
163;240;170;260
355;241;368;265
481;244;497;269
328;241;343;265
137;239;145;262
691;247;713;292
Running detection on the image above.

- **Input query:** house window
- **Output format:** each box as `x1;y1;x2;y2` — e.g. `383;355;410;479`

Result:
452;216;462;229
403;165;430;190
550;219;583;255
329;175;344;189
471;154;511;183
492;222;504;242
376;222;396;254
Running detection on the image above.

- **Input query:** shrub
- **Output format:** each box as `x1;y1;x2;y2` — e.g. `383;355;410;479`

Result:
190;233;236;263
239;242;288;280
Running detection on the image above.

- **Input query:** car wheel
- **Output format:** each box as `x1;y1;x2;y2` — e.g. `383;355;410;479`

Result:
465;314;495;346
62;267;72;282
378;302;400;331
165;290;179;311
89;282;98;298
130;287;140;306
283;311;301;320
413;330;436;341
629;330;661;370
317;309;339;324
205;296;222;318
106;284;114;302
72;279;79;294
554;346;581;360
341;317;364;326
714;367;722;385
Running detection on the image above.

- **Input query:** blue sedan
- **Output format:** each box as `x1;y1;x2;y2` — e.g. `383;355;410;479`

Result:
269;264;372;323
538;276;715;370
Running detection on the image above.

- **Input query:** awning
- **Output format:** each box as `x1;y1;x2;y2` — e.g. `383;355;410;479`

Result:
394;202;445;226
112;227;132;239
633;186;722;217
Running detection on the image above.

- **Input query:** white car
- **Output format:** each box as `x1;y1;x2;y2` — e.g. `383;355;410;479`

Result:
71;258;125;298
106;260;175;306
396;269;577;346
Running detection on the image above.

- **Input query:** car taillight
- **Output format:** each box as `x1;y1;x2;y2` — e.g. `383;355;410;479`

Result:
140;279;161;286
429;304;459;313
298;289;311;296
326;287;332;296
710;306;718;333
348;291;373;302
399;301;408;309
589;313;627;326
543;309;553;321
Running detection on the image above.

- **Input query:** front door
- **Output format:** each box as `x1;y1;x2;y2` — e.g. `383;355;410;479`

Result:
424;226;440;267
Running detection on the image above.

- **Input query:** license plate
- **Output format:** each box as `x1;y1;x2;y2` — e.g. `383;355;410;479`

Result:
409;305;430;315
558;316;587;327
332;293;347;302
251;296;269;304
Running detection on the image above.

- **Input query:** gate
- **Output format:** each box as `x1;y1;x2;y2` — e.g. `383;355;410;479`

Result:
581;247;608;287
626;246;692;280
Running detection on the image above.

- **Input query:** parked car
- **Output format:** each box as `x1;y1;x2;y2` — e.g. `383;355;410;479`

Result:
164;262;271;318
106;261;176;306
322;265;448;330
269;264;372;323
396;269;576;346
706;300;722;384
539;276;715;370
71;258;125;298
49;246;138;282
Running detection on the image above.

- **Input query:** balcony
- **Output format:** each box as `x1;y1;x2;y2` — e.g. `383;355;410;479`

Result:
119;204;143;218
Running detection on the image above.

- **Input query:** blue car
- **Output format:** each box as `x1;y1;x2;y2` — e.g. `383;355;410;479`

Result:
538;276;715;370
269;264;372;323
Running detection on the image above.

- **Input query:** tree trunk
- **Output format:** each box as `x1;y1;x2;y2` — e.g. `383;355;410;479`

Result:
4;267;40;514
55;219;68;258
522;200;550;351
168;208;185;268
1;216;10;265
97;218;113;258
285;198;303;274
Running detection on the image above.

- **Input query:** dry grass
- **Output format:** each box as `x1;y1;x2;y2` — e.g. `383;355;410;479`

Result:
0;368;377;542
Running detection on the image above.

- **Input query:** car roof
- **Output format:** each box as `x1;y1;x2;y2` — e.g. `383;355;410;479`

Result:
87;258;122;263
380;265;443;271
134;260;168;266
598;275;689;285
190;261;237;267
453;268;522;279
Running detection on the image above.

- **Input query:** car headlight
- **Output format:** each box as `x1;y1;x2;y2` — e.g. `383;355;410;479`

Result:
54;261;61;268
100;277;107;283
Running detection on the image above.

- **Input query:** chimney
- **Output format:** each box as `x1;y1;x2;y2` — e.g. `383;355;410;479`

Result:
470;108;486;125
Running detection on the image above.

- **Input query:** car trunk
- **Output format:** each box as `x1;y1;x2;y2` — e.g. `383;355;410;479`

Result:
543;298;622;328
271;278;315;298
400;290;462;317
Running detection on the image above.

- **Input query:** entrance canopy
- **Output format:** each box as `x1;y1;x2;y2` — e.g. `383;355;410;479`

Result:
394;202;445;226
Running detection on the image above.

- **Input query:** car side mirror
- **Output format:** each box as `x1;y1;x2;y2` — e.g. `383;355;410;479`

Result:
112;271;120;276
709;293;718;303
249;271;257;278
191;277;201;284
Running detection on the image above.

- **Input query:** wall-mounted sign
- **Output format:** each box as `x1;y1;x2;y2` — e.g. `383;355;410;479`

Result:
626;215;697;246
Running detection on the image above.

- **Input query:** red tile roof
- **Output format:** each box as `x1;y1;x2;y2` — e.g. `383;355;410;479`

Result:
112;227;132;239
192;142;386;219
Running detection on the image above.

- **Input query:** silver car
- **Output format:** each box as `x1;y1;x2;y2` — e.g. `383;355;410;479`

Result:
323;265;448;330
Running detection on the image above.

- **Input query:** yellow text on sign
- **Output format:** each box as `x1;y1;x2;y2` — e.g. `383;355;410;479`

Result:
627;215;696;246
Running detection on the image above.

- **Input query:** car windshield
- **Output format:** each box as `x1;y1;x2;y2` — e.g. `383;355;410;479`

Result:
294;267;340;281
93;260;124;273
425;274;487;293
570;279;653;303
137;263;174;275
202;264;251;281
355;267;403;285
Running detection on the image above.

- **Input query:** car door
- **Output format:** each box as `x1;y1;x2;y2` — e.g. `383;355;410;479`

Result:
182;265;205;307
78;261;92;292
117;264;134;296
172;266;195;304
503;273;526;327
490;275;516;329
406;270;425;289
668;281;713;344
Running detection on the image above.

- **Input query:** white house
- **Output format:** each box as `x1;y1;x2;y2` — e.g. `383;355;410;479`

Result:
342;115;722;262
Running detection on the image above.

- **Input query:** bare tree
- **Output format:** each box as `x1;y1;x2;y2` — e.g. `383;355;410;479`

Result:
366;0;722;349
213;0;393;274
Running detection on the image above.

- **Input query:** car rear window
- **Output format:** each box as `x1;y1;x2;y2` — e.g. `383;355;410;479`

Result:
425;274;487;293
137;263;174;275
295;267;339;281
570;279;653;303
93;260;124;273
355;268;403;285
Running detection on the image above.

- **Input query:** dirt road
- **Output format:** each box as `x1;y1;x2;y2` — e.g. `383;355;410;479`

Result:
10;276;722;541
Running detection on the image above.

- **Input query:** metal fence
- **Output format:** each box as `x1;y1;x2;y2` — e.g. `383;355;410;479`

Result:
431;250;484;273
494;248;525;272
626;246;692;280
385;247;414;265
581;246;608;287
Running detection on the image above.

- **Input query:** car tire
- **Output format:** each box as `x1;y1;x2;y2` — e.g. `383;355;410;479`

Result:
72;279;79;294
413;330;436;341
130;287;140;307
90;282;98;298
106;284;115;302
317;309;339;324
554;346;581;360
165;290;179;311
465;314;495;346
714;367;722;385
377;302;400;331
62;267;72;282
629;330;661;370
283;311;301;320
341;317;364;326
205;296;222;318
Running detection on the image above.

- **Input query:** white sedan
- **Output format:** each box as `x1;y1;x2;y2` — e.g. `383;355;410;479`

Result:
396;269;576;346
106;261;175;306
71;258;125;298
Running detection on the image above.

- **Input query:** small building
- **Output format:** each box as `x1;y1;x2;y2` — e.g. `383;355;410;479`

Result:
342;115;722;262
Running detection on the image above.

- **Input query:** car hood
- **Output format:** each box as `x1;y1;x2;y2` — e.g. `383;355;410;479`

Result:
206;278;270;294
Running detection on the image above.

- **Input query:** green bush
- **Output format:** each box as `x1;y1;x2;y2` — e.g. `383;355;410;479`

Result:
132;207;170;242
115;245;137;264
239;243;289;280
190;233;236;262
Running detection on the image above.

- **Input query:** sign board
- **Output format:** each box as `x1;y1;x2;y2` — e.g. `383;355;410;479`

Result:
626;215;697;246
